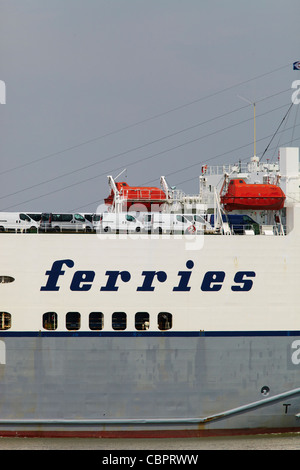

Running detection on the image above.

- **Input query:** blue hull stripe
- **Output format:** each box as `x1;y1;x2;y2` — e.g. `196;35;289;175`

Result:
0;330;300;337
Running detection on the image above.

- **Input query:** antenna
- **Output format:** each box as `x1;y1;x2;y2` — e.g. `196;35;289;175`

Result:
114;168;127;180
237;95;257;157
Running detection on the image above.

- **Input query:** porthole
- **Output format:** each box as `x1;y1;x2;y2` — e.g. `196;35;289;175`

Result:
0;276;14;284
261;386;270;396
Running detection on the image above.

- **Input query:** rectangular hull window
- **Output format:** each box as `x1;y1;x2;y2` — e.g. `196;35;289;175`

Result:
89;312;104;330
158;312;172;330
66;312;81;330
112;312;127;330
0;312;11;330
135;312;150;330
43;312;57;330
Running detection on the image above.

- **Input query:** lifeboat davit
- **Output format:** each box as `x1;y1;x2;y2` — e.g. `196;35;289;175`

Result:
220;179;286;211
104;182;166;211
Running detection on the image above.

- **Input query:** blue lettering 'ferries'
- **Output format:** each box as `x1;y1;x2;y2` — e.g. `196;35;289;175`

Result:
40;259;256;292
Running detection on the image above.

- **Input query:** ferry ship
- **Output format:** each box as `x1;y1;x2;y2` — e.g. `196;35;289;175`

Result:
0;146;300;438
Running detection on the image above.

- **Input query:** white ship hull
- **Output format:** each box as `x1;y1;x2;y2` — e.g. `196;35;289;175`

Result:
0;216;299;437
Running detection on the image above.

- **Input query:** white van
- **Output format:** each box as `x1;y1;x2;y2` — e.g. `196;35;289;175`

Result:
92;213;103;232
82;213;94;223
27;213;42;222
0;212;39;232
40;213;93;232
183;214;211;233
142;213;171;233
142;213;197;234
172;214;196;233
101;212;143;233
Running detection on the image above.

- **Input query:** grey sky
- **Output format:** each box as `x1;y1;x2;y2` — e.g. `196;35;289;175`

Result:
1;0;300;212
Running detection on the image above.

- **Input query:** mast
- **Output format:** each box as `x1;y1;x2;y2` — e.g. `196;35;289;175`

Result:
237;95;256;159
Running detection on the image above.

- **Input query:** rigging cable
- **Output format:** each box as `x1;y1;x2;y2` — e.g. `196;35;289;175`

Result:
0;63;291;177
0;102;290;204
259;102;294;162
291;102;299;146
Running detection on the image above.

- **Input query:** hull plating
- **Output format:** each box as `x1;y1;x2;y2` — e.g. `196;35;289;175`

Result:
0;333;300;437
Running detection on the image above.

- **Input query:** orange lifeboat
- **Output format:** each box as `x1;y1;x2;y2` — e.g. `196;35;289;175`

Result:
104;182;166;211
220;179;286;211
